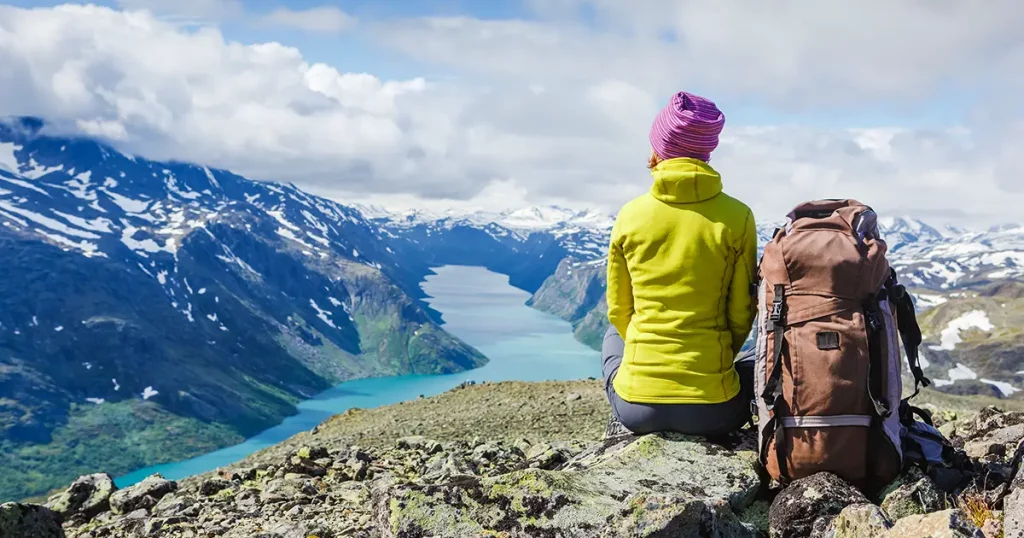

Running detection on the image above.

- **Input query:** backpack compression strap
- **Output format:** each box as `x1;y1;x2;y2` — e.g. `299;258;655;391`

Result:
887;271;931;399
759;285;788;480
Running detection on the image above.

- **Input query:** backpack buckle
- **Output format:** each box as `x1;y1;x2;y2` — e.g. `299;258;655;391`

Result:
770;300;784;323
866;310;882;331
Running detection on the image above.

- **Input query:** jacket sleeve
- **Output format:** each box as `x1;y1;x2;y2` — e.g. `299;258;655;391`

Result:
727;210;758;357
606;219;634;339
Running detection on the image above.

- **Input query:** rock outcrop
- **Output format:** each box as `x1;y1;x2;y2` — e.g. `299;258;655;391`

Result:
375;433;761;538
768;473;871;538
45;473;117;522
0;503;64;538
1;382;1022;538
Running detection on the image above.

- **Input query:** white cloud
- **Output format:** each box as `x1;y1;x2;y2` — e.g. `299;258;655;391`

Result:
0;3;1023;225
259;6;356;34
383;1;1024;106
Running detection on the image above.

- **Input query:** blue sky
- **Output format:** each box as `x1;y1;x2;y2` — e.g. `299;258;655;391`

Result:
2;1;1022;223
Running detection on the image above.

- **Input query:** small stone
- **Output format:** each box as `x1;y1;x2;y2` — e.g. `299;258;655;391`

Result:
565;392;582;402
124;508;150;520
295;445;329;460
827;504;892;538
151;494;196;517
980;515;1003;538
348;459;369;481
199;478;233;497
886;509;985;538
0;503;64;538
260;478;317;504
396;436;443;455
965;441;1007;460
350;448;371;463
220;467;256;482
768;472;870;538
472;443;499;461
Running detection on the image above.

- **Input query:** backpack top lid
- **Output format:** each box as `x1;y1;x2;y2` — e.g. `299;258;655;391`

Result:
762;199;891;324
784;199;881;242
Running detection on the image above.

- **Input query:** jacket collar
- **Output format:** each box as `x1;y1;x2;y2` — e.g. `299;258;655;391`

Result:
650;157;723;204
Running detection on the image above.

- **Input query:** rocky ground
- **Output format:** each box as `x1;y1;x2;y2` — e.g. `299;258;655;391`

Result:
0;380;1022;537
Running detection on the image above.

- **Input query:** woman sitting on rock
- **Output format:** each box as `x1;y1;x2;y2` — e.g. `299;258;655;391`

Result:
603;90;757;437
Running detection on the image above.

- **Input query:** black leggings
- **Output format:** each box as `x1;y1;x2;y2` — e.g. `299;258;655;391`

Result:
601;326;755;436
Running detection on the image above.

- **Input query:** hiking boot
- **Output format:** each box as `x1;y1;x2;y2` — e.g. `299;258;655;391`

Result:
603;413;633;441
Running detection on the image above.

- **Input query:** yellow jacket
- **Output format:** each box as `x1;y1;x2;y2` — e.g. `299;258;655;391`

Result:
607;157;758;404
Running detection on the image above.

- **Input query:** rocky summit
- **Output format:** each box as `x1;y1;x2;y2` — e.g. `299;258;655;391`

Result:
0;380;1021;538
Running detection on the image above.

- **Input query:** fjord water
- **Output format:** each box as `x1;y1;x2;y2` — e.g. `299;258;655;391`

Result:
115;265;600;486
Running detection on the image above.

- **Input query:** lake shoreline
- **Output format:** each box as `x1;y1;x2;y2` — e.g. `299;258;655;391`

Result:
112;266;600;488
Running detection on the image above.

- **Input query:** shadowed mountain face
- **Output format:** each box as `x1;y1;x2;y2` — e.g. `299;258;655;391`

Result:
0;118;495;500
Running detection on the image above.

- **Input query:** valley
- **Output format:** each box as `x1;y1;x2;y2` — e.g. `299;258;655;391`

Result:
2;116;1024;501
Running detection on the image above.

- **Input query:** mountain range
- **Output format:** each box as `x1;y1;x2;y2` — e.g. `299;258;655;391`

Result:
1;116;1022;501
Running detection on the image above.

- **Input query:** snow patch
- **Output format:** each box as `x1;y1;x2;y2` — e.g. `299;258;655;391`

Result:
276;227;314;249
0;201;100;239
35;230;105;258
102;189;150;212
53;211;113;234
309;299;337;329
914;294;948;309
86;398;105;405
947;363;978;382
0;142;20;173
0;174;50;195
935;311;994;350
112;378;121;391
981;379;1020;397
141;386;159;400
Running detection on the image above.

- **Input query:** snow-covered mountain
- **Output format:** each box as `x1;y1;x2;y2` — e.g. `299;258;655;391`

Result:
365;204;1024;293
0;117;492;501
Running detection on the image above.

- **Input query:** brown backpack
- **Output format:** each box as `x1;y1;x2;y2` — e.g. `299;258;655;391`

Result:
754;200;930;491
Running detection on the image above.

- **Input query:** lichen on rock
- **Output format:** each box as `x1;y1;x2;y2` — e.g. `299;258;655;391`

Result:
374;432;761;538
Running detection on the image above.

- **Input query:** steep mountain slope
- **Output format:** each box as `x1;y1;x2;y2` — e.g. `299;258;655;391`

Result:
0;118;485;501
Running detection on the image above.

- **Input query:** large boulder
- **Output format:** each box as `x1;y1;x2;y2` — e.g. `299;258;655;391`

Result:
109;474;177;515
373;433;761;538
46;473;117;521
0;503;64;538
768;472;870;538
885;509;985;538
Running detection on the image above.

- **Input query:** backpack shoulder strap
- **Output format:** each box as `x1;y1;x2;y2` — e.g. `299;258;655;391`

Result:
758;284;788;478
888;270;932;400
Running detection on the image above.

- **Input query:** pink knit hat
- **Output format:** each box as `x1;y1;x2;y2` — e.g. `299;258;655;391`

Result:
649;91;725;162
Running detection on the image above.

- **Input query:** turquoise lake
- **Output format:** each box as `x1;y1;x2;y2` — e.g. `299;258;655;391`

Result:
116;265;601;487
